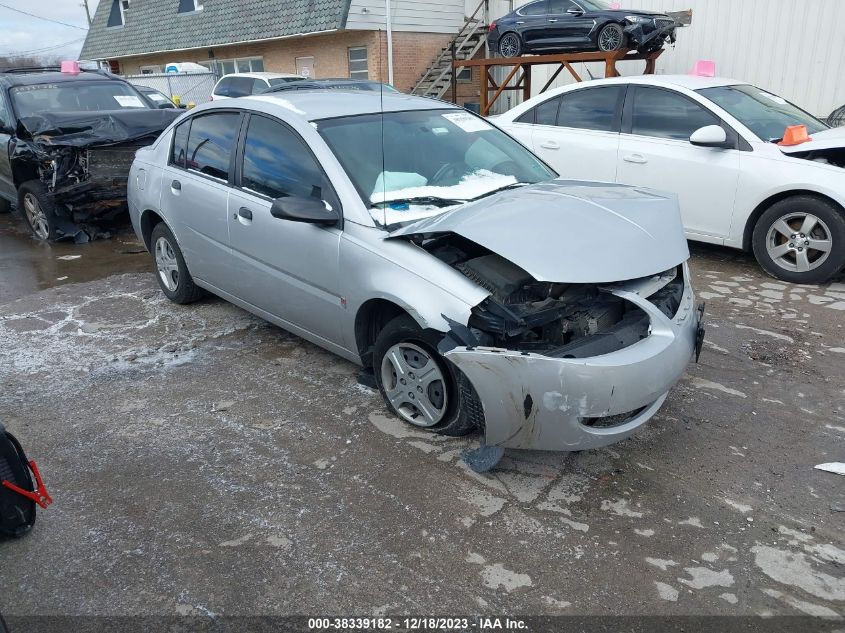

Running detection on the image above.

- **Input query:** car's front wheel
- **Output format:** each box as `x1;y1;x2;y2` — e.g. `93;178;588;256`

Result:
150;222;205;304
597;23;626;52
498;32;522;58
373;315;478;437
17;181;58;241
752;196;845;284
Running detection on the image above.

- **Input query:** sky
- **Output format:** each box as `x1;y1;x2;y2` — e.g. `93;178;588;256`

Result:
0;0;100;61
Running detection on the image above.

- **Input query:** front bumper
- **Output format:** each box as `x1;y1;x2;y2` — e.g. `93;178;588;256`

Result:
624;20;677;50
445;270;702;452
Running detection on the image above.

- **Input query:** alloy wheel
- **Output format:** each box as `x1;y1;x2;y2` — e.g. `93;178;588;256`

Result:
155;236;180;292
499;34;520;58
23;193;50;240
598;24;623;51
380;342;447;428
765;212;833;273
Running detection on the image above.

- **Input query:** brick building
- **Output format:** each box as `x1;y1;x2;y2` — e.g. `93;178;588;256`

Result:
79;0;483;101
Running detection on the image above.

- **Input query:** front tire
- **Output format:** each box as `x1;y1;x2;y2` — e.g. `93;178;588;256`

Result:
17;181;58;241
373;315;478;437
498;32;522;58
751;196;845;284
150;222;205;304
597;23;626;52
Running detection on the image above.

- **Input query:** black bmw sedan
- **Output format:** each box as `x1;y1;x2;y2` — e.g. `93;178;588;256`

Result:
488;0;677;57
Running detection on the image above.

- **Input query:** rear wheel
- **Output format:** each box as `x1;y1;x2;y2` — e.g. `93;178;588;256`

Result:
498;32;522;58
17;181;58;241
150;222;205;304
752;196;845;284
597;23;626;52
374;315;479;437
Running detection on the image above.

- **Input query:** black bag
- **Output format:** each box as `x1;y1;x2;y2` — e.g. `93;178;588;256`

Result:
0;423;51;538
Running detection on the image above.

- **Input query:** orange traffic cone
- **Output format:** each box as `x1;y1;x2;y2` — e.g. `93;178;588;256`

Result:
778;125;812;146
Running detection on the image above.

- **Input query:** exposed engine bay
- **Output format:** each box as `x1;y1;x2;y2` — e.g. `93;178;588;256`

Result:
11;109;179;241
791;147;845;169
422;234;684;358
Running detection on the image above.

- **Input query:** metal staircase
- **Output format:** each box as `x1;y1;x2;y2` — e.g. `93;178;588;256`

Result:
411;0;489;100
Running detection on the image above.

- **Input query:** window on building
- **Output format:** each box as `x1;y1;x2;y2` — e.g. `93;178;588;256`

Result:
140;65;163;75
107;0;125;27
207;57;264;76
631;87;719;140
556;86;624;132
348;47;368;80
178;0;202;13
456;67;472;83
185;112;240;180
240;115;328;201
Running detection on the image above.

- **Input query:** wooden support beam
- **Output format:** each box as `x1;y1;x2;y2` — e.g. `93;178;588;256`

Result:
483;63;523;115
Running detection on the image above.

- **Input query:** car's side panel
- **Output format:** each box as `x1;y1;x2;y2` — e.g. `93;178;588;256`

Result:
531;124;620;183
227;188;345;346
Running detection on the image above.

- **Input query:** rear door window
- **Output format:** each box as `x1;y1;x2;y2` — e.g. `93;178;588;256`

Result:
520;0;549;15
631;86;720;140
557;86;624;132
169;119;190;168
185;112;240;180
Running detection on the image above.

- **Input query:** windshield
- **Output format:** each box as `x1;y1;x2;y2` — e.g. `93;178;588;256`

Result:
697;84;828;142
11;81;149;118
316;108;556;227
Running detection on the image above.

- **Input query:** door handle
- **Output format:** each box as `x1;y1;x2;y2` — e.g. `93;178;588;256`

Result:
623;153;648;164
516;20;525;24
548;19;558;22
539;140;560;150
171;180;181;191
237;207;253;221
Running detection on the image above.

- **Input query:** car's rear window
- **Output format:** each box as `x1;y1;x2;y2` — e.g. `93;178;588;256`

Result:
11;81;148;118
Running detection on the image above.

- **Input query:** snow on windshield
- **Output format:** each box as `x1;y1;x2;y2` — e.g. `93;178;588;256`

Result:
370;169;517;225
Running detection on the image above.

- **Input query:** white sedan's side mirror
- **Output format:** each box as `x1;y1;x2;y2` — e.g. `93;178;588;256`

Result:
689;125;728;148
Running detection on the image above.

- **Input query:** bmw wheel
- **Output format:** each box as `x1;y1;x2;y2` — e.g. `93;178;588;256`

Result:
373;315;480;437
498;33;522;58
150;222;205;304
752;196;845;284
597;23;626;52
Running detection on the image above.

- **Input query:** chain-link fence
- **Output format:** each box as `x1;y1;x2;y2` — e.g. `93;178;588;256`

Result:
125;72;218;105
827;104;845;128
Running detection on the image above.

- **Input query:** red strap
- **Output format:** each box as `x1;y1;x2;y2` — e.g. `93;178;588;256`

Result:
1;460;52;509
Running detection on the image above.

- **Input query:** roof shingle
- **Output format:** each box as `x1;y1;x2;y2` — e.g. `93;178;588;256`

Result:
80;0;352;60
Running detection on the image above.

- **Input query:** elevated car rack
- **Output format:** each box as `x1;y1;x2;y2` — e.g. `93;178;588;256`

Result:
453;48;663;116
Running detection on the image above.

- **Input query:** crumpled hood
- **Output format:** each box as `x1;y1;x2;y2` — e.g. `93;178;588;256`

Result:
388;180;689;283
16;109;181;148
779;126;845;154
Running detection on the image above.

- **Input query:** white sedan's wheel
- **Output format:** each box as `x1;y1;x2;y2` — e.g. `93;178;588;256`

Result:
764;212;832;274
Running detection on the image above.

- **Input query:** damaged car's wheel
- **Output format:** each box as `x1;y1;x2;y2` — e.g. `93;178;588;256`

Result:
597;23;626;52
752;196;845;284
17;181;58;241
150;222;205;304
374;315;478;437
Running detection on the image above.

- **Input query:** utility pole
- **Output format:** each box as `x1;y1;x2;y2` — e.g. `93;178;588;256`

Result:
385;0;394;85
81;0;93;26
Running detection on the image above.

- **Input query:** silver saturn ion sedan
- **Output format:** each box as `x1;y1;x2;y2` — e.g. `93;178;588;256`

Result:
127;91;704;470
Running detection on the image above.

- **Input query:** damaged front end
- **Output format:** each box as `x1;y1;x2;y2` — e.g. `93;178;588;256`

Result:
624;16;677;53
13;110;179;241
416;234;703;453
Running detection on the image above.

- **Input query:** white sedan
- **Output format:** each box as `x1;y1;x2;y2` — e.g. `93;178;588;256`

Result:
496;75;845;284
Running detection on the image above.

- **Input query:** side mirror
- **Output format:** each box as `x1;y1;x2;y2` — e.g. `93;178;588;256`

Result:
690;125;729;148
270;196;339;226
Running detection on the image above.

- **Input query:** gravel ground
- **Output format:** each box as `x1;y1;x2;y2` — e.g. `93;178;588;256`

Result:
0;215;843;624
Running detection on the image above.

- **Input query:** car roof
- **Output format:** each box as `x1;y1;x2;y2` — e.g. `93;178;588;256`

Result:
577;74;746;90
219;72;300;80
216;91;453;121
0;69;124;87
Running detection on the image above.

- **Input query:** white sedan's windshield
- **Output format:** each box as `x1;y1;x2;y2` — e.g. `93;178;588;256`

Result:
698;84;828;142
316;109;556;227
